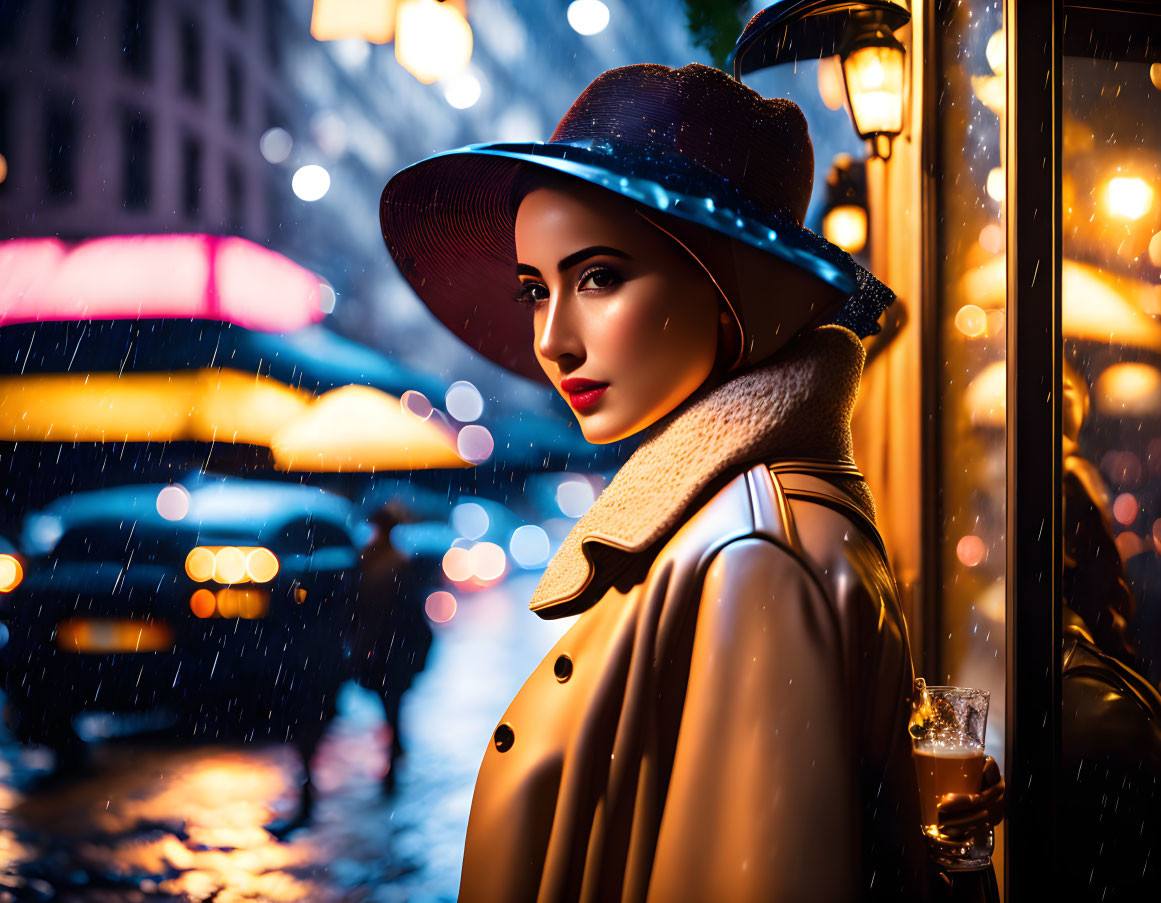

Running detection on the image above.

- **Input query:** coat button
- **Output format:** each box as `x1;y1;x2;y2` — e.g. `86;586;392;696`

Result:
554;653;573;683
493;723;515;752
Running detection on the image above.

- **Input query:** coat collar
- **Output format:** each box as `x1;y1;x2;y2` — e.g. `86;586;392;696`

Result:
531;324;867;618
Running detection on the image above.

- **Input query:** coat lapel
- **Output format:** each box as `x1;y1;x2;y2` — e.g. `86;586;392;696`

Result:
530;324;868;617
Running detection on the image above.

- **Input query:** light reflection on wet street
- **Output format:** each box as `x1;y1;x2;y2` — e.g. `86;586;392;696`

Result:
0;574;572;902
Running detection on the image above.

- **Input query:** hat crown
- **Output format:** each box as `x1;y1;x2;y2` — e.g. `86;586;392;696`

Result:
550;63;814;225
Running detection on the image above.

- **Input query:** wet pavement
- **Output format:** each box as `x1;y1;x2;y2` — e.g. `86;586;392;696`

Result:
0;573;573;902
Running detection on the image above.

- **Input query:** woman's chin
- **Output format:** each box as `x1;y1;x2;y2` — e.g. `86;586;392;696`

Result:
576;411;648;445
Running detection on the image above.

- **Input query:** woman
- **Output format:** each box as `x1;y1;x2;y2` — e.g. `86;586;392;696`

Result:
381;63;990;902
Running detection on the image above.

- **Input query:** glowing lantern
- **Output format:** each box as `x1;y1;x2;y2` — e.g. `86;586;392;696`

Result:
839;13;906;159
310;0;397;43
394;0;472;85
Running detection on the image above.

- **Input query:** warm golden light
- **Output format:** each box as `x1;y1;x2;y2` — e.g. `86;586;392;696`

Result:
190;589;216;618
394;0;472;85
956;535;988;568
425;590;457;623
1113;493;1139;526
57;618;174;653
245;548;279;583
0;369;312;444
213;547;247;585
965;361;1007;428
841;42;905;141
0;554;23;593
1094;362;1161;417
1105;176;1155;221
310;0;397;43
817;55;847;111
1149;231;1161;266
822;205;868;253
961;258;1161;350
985;30;1005;75
986;167;1004;203
442;546;473;583
954;305;989;338
469;541;507;582
978;223;1004;254
185;547;216;583
0;153;8;186
271;384;469;472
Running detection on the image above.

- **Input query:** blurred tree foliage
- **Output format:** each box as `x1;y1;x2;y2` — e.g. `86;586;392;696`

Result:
683;0;751;70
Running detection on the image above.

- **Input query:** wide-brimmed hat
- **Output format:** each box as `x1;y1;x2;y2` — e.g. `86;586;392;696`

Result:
379;62;893;384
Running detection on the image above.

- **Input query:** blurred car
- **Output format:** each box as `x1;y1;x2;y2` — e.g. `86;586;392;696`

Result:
0;476;370;769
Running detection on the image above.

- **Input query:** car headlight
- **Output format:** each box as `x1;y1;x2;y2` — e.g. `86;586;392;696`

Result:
184;546;279;584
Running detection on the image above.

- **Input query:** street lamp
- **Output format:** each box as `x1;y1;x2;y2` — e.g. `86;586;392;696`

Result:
838;11;906;159
732;1;911;159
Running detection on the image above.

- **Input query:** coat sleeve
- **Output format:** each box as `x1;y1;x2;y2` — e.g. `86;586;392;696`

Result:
646;536;859;903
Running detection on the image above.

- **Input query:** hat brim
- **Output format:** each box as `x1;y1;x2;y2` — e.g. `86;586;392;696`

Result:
379;142;858;384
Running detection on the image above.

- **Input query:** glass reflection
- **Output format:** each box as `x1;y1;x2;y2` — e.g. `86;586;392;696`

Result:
1057;47;1161;901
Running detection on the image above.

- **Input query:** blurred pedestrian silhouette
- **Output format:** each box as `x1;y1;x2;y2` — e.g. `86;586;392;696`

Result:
351;500;435;794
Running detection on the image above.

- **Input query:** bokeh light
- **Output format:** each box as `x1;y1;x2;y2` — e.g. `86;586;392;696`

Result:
1101;450;1142;487
821;205;868;254
185;547;216;583
425;591;457;623
0;554;23;593
955;304;989;338
292;164;331;201
190;589;216;618
442;546;472;583
395;0;473;84
1113;493;1139;526
567;0;610;36
0;153;8;185
468;542;507;582
442;72;482;109
259;127;293;164
557;478;595;517
213;546;247;584
978;223;1004;254
1153;518;1161;555
401;389;433;420
457;424;494;463
509;524;550;568
445;380;484;422
1105;175;1154;220
956;535;988;568
1115;531;1144;563
451;501;490;540
1094;362;1161;417
986;167;1005;202
156;485;191;521
245;548;280;583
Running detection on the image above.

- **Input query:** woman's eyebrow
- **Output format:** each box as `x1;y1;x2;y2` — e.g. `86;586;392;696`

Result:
516;246;630;278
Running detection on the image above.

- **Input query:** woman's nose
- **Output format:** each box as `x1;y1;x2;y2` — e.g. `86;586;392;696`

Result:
536;293;584;365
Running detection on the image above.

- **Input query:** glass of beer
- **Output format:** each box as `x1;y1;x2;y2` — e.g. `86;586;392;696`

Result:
909;678;993;870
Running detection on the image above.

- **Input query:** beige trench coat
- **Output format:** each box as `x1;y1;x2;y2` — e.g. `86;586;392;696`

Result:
459;327;929;902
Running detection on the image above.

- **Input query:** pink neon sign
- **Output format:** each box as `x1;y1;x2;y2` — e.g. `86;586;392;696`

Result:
0;235;327;332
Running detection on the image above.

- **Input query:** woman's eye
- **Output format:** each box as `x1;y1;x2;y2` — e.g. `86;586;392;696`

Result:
578;265;620;292
515;283;548;306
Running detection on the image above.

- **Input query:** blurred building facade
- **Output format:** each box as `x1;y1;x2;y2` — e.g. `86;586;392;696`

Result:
0;0;709;401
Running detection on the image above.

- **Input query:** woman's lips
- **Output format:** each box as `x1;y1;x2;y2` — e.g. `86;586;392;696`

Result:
560;378;609;412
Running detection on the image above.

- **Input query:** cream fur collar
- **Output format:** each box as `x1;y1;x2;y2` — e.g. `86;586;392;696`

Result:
530;324;869;618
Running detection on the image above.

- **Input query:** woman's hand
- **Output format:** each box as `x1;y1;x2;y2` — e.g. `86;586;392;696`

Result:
936;755;1005;838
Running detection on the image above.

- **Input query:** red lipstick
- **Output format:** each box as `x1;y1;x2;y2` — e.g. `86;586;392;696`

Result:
560;377;609;412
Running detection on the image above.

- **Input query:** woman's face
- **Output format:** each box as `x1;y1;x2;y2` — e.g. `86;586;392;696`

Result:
514;179;725;444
